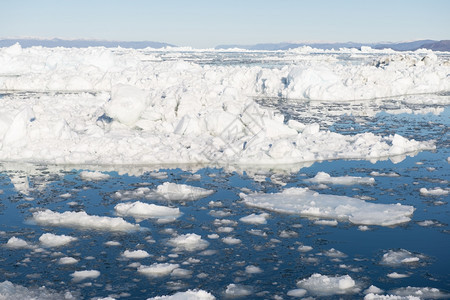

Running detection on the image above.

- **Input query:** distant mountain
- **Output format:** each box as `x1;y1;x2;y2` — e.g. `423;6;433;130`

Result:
216;40;450;52
0;38;175;49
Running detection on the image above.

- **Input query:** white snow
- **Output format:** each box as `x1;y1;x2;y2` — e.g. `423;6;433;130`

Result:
32;209;142;232
58;257;79;265
306;172;375;185
79;170;110;181
138;263;180;277
122;249;150;259
114;201;181;222
39;233;77;247
70;270;100;282
155;182;214;201
167;233;209;252
296;273;360;296
381;249;423;266
419;187;449;196
147;289;215;300
241;187;414;226
225;284;252;297
5;236;33;249
239;212;269;224
0;280;75;300
0;46;439;168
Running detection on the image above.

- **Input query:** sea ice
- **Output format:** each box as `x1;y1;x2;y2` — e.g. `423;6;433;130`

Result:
381;249;424;266
70;270;100;282
58;257;79;265
241;187;414;226
306;171;375;185
296;273;360;296
32;209;142;232
114;201;181;222
155;182;214;201
167;233;209;252
419;187;449;196
0;281;75;300
147;289;215;300
121;249;151;259
225;284;252;297
239;212;269;224
79;170;110;181
5;236;33;249
138;263;180;277
39;233;77;247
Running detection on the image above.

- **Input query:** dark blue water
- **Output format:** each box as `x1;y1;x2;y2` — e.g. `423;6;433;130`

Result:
0;101;448;299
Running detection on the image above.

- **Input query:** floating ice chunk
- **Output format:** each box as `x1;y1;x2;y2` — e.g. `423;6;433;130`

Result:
296;273;360;296
297;245;313;252
122;250;150;259
39;233;77;247
155;182;214;201
138;263;180;277
287;288;307;297
0;280;75;300
32;209;142;232
306;172;375;185
171;268;192;278
58;257;78;265
241;187;414;226
364;285;384;295
239;213;269;225
105;240;121;246
419;187;449;196
147;289;216;300
381;249;424;266
323;248;347;258
222;237;242;245
114;201;181;222
391;287;449;299
245;265;263;274
207;234;219;239
314;219;338;226
5;237;33;249
387;272;409;278
167;233;209;252
370;171;400;177
364;293;420;300
70;270;100;282
79;170;110;181
225;284;252;297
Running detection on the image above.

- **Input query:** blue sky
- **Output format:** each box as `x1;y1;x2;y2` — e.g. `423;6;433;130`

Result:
1;0;449;48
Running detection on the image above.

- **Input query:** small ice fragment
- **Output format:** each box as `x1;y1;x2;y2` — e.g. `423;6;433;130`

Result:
79;171;110;181
70;270;100;282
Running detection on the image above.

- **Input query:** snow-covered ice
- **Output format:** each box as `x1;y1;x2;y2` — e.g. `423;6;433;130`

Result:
79;170;110;181
241;187;414;226
147;289;215;300
121;249;151;259
419;187;449;196
306;171;375;185
39;233;77;247
5;236;33;249
70;270;100;282
114;201;181;222
381;249;424;266
138;263;180;277
32;209;142;232
167;233;209;252
296;273;360;296
0;281;75;300
239;212;269;224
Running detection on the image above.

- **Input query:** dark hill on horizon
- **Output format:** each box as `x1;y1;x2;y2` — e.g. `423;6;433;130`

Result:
0;38;174;49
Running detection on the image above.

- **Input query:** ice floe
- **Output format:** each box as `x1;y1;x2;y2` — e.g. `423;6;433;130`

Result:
5;236;34;249
58;256;79;265
138;263;180;277
79;170;110;181
167;233;209;252
241;187;414;226
306;171;375;185
239;212;269;224
0;280;75;300
32;209;142;232
39;233;77;247
296;273;360;296
121;249;151;259
70;270;100;282
419;187;449;196
147;289;215;300
381;249;425;266
114;201;181;222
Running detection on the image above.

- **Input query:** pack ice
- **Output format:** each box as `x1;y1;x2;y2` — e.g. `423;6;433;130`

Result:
0;44;442;166
241;187;414;226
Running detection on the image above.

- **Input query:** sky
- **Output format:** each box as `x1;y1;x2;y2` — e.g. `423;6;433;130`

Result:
1;0;449;48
